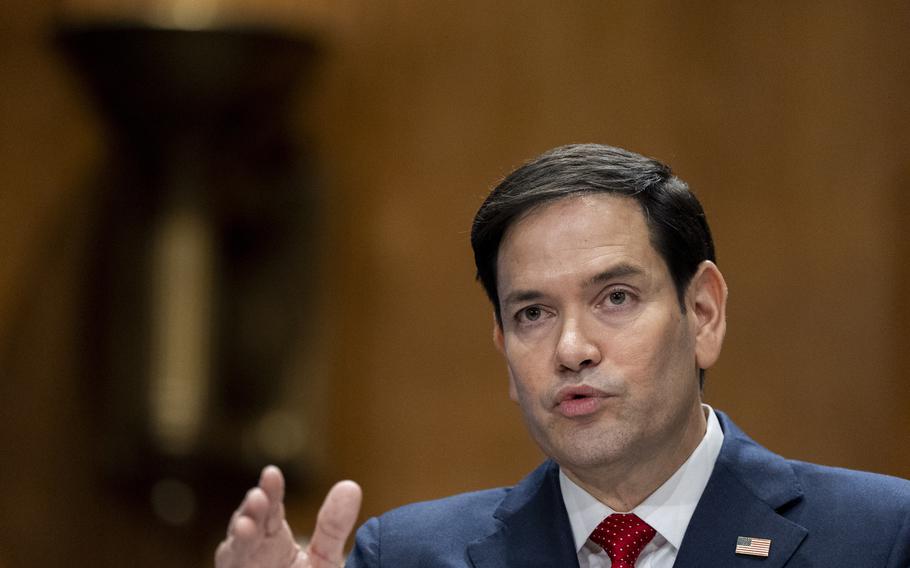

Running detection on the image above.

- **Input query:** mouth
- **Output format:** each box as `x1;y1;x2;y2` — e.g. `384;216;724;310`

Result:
553;385;612;418
555;385;608;403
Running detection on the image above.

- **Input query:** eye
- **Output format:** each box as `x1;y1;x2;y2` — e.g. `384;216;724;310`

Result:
608;290;628;305
514;305;551;326
598;287;638;313
521;306;542;321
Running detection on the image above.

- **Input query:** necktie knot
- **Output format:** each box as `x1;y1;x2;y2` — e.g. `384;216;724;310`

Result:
589;513;656;568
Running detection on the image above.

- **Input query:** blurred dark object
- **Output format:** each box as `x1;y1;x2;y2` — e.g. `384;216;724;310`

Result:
58;22;321;534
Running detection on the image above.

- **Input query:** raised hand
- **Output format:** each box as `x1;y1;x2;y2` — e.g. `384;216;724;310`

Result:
216;466;363;568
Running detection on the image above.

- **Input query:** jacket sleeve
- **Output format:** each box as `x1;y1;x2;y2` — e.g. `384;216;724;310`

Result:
345;516;381;567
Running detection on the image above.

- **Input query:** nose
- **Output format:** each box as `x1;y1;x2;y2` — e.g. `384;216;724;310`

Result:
555;316;602;373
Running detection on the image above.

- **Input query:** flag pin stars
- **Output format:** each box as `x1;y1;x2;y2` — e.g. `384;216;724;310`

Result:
735;536;771;557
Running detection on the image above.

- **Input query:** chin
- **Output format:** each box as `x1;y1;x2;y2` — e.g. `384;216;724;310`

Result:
566;447;626;470
543;430;631;471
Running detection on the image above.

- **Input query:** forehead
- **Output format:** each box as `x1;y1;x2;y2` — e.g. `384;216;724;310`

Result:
495;193;668;301
501;193;652;257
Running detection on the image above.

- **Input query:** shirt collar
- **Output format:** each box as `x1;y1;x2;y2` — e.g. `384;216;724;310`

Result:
559;404;724;553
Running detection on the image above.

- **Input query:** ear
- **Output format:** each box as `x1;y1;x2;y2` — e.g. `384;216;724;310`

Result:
687;261;728;370
492;316;505;354
493;317;519;402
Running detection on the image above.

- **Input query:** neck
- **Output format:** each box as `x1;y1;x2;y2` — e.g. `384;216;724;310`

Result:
561;405;708;512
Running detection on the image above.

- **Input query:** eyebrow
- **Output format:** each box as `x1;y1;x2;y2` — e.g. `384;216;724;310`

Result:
587;263;644;286
502;289;545;306
501;263;645;307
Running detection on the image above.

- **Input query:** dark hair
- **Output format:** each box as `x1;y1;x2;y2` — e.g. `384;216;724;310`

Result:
471;143;715;322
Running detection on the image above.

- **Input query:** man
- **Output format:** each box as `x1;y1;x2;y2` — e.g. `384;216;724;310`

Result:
217;144;910;567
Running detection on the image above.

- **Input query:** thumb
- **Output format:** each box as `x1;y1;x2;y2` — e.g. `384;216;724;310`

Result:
304;480;362;567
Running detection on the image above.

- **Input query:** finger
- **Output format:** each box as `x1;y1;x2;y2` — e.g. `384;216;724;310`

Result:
306;480;363;566
216;474;295;568
230;487;269;541
259;465;286;536
259;465;285;502
226;506;241;538
225;483;256;538
224;488;262;539
216;511;257;567
232;514;259;541
215;538;235;567
215;535;253;568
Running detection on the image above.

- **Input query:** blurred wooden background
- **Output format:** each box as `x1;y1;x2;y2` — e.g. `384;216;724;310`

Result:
1;1;908;566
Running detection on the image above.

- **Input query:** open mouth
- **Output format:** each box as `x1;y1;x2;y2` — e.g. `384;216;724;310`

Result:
556;385;606;405
554;385;611;417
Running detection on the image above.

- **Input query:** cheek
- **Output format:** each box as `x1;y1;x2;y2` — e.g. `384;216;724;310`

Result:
504;351;550;412
650;322;698;395
615;317;691;384
504;335;550;377
611;324;664;371
506;361;537;402
507;366;519;402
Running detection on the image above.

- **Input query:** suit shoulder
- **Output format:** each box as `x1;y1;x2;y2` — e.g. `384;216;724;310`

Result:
785;459;910;532
717;410;910;512
777;461;910;563
379;486;511;528
789;459;910;504
347;487;511;567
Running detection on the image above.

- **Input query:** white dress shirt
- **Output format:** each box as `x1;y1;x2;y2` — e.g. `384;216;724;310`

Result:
559;405;724;568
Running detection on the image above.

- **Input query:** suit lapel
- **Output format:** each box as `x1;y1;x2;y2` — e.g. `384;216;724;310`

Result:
674;412;808;567
466;413;809;567
467;461;579;568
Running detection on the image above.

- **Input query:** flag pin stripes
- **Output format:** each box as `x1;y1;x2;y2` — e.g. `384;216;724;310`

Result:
735;536;771;557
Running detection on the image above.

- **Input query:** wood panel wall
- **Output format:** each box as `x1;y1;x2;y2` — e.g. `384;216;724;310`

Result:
1;2;908;566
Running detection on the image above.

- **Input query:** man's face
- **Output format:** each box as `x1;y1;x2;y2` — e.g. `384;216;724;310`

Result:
494;194;721;477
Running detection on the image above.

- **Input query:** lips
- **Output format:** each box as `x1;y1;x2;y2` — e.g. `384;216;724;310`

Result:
554;385;612;418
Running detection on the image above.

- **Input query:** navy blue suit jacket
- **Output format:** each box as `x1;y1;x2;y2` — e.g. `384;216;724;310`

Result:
346;411;910;567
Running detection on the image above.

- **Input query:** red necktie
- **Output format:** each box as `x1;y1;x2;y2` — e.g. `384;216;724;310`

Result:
589;513;656;568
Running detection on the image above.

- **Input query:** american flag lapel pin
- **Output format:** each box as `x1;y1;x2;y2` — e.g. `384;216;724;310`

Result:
735;536;771;557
